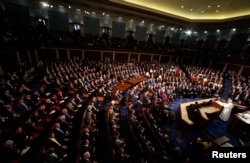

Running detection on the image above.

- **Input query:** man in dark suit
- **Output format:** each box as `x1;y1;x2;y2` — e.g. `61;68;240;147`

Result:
53;122;70;145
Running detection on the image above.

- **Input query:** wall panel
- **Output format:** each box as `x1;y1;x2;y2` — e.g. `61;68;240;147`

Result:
140;54;151;62
241;67;250;77
85;51;101;60
37;49;57;61
70;50;82;60
160;56;170;63
103;52;113;60
115;52;128;61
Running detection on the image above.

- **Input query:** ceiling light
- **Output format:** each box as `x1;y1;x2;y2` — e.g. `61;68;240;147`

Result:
68;5;71;8
208;5;211;8
204;31;207;33
201;10;204;13
102;12;105;15
216;10;219;12
185;30;192;35
217;5;220;7
190;9;193;11
40;2;49;8
181;6;184;8
232;28;236;31
216;29;220;32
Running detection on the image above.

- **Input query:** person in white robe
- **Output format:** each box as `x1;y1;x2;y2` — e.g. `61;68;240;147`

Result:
218;99;234;121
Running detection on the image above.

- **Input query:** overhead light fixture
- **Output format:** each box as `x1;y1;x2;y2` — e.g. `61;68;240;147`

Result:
190;8;193;11
40;2;50;8
217;5;220;7
208;5;211;8
201;10;204;13
204;31;207;33
216;10;219;12
216;29;220;32
185;30;192;35
181;6;184;8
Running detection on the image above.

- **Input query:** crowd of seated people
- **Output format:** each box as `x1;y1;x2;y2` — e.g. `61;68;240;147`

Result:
229;73;250;106
0;56;249;163
107;104;131;163
40;93;85;163
78;99;100;163
126;101;158;162
138;79;216;162
0;68;69;162
182;65;224;98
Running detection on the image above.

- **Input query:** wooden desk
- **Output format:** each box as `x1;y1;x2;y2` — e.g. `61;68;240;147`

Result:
127;77;148;85
199;105;221;121
112;77;148;94
178;98;216;132
198;101;223;128
114;83;131;93
229;110;250;137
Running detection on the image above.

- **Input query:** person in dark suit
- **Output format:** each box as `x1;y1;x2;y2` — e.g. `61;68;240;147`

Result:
53;122;70;145
2;89;16;104
4;79;16;91
81;139;93;155
0;139;18;163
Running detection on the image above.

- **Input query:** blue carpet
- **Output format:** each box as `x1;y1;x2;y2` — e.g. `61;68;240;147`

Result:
205;115;241;146
162;96;242;149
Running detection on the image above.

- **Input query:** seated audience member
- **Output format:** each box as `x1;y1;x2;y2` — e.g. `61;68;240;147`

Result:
0;139;19;163
116;147;130;163
41;146;60;163
2;89;16;104
46;133;69;160
53;122;70;146
81;151;92;163
187;137;206;160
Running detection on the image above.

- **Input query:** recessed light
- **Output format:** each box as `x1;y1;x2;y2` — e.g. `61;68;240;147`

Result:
232;28;236;31
201;10;204;13
68;5;71;8
204;31;207;33
181;6;184;8
190;8;193;11
208;5;211;8
217;5;220;7
216;10;219;12
216;29;220;32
